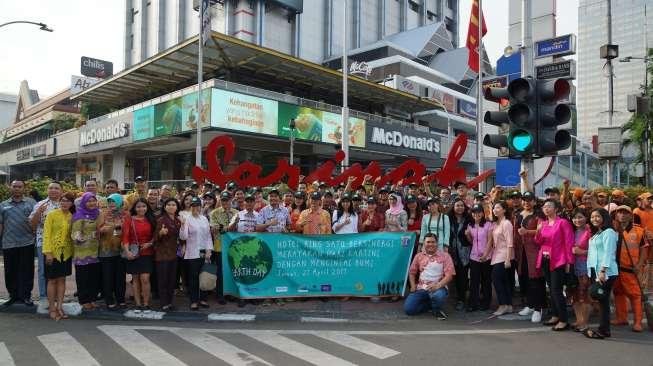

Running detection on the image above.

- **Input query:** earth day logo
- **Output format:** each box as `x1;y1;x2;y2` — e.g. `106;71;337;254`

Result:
227;236;273;285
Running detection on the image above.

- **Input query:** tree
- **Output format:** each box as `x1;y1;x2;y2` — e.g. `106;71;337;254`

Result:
621;48;653;184
80;102;113;121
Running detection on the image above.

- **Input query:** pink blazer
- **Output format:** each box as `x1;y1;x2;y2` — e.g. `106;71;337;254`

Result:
534;217;575;270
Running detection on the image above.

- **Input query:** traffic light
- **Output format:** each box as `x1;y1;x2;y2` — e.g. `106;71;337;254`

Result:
483;77;538;158
536;78;572;156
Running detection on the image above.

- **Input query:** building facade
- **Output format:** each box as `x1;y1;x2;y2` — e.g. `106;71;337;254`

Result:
124;0;460;67
577;0;653;143
0;93;17;131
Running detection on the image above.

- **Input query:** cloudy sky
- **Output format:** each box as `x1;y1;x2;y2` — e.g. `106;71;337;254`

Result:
0;0;578;97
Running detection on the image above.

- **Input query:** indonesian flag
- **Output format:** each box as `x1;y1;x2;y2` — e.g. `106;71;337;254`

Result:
466;0;487;73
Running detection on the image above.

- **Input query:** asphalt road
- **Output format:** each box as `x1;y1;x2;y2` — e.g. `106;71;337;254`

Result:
0;313;651;366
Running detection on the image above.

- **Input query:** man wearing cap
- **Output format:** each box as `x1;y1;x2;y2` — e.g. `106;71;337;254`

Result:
228;194;259;233
256;189;291;233
189;182;201;196
231;188;246;211
544;187;561;202
322;191;337;215
297;192;331;235
376;186;391;215
359;197;385;232
282;192;294;209
159;185;173;206
201;183;213;197
252;188;268;212
209;192;238;304
596;191;618;214
612;205;649;332
125;176;148;210
454;182;474;208
506;191;522;212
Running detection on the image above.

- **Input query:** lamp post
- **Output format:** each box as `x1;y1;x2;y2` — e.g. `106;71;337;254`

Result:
0;20;53;32
289;118;296;166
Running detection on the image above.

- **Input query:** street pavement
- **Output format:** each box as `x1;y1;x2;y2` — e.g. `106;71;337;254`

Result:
0;312;651;366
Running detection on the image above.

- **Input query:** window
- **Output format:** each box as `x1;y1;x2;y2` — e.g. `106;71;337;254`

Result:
408;0;419;12
447;0;455;10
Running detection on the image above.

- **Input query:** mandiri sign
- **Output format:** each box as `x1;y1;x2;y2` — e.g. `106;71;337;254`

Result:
534;34;576;58
222;232;415;299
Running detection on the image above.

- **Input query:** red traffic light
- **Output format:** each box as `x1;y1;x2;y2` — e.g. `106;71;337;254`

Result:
538;79;570;102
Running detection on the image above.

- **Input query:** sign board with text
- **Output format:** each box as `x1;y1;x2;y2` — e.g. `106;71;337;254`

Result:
70;75;101;94
80;56;113;78
535;60;576;80
597;126;622;158
79;112;133;153
535;34;576;58
365;120;441;159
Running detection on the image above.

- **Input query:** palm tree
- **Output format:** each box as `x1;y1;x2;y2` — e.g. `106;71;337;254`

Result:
621;48;653;185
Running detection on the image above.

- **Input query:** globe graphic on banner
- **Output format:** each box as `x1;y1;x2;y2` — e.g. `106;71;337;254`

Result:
227;236;274;285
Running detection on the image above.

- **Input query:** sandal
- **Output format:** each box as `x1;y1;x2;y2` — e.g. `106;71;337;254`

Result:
543;318;559;326
57;308;69;319
582;328;604;339
49;310;61;321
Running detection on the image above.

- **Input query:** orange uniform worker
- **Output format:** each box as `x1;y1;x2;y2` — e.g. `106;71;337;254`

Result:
612;205;649;332
633;192;653;291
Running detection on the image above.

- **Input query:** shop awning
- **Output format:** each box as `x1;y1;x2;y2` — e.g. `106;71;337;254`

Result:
72;32;440;114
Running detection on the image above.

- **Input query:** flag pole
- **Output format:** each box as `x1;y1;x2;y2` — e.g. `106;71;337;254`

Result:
477;0;485;192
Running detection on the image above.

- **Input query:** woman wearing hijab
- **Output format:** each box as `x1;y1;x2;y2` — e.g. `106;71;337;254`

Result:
97;193;127;310
71;192;101;310
122;198;157;312
384;193;408;232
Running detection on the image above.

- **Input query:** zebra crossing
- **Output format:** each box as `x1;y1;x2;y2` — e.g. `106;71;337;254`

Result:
1;325;405;366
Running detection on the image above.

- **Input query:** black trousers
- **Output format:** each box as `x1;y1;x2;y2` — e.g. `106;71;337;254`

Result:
518;248;530;300
100;256;126;306
469;260;492;309
545;264;568;323
492;261;515;306
2;245;35;301
453;264;469;303
156;260;178;307
75;263;101;305
591;270;616;335
184;258;204;304
527;277;547;310
212;252;224;299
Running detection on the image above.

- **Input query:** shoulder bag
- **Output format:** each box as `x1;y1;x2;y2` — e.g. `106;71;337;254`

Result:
121;217;141;259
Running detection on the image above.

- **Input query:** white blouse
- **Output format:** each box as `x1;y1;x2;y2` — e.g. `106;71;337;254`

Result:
179;214;213;259
332;210;358;234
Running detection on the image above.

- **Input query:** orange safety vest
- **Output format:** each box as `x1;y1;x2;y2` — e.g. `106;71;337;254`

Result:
619;224;646;270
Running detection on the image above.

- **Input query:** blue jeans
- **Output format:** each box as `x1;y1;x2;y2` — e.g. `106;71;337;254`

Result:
404;288;448;315
36;245;46;298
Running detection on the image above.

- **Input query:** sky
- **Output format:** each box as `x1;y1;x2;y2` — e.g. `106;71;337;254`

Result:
0;0;579;98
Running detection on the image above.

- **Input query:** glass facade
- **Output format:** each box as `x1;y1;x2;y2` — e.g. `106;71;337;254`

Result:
577;0;653;143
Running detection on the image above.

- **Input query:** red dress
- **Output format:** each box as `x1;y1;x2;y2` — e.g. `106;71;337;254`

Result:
122;216;154;256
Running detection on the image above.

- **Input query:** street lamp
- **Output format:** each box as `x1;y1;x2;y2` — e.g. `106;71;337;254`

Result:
0;20;53;32
289;118;296;166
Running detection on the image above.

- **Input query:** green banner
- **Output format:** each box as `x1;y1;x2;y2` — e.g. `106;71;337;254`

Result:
222;232;415;299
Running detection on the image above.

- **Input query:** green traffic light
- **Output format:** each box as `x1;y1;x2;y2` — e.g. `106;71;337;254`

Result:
510;130;534;152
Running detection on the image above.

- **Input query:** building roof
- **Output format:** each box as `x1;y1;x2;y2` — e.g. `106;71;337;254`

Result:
429;47;493;83
72;31;440;114
383;22;454;60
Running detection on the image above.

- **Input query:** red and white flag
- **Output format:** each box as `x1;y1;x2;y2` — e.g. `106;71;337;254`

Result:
466;0;487;73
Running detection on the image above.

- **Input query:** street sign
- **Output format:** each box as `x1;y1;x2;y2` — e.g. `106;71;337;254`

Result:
482;75;509;89
70;75;101;94
81;56;113;78
597;126;622;158
534;34;576;58
535;60;576;80
495;159;521;186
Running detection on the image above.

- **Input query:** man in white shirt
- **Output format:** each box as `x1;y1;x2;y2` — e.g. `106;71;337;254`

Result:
229;194;259;233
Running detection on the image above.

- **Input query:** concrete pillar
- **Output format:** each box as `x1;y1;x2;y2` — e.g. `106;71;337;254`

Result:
112;149;127;188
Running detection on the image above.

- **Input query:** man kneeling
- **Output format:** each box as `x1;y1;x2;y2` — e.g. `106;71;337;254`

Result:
404;233;455;320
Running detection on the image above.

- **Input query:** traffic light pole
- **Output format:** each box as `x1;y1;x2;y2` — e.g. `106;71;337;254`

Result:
606;0;614;186
520;0;535;193
477;0;485;192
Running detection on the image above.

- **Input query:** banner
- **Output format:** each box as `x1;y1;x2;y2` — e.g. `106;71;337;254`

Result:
277;103;366;147
133;106;155;141
222;232;415;299
211;89;278;135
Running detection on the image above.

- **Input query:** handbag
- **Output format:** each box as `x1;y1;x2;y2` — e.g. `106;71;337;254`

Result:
199;262;218;291
121;218;140;259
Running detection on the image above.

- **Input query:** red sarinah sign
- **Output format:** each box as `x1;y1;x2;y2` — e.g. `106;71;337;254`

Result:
192;134;494;189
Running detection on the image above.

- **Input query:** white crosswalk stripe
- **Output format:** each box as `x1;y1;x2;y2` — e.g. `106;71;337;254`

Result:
311;332;401;359
37;332;100;366
175;329;272;366
241;330;357;366
0;342;15;366
98;325;186;366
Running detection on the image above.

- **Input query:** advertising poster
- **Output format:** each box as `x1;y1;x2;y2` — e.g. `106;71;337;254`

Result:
277;102;323;141
154;97;183;137
133;106;154;141
181;90;212;132
322;112;366;148
222;232;415;299
211;89;278;136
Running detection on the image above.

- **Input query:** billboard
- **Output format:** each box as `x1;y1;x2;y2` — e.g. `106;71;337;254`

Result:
81;56;113;78
277;103;365;147
211;89;278;135
133;106;155;141
181;90;211;132
365;120;441;159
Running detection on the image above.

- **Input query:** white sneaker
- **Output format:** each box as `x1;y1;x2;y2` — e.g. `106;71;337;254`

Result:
531;310;542;323
518;306;533;316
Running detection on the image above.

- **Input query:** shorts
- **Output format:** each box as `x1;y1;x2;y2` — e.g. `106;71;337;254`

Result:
44;255;72;279
126;255;153;274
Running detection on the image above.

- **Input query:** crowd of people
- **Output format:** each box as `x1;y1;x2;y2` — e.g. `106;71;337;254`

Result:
1;174;651;340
